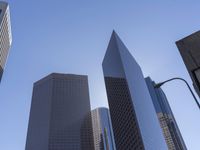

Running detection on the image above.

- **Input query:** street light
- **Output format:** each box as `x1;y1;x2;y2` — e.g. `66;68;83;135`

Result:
154;77;200;109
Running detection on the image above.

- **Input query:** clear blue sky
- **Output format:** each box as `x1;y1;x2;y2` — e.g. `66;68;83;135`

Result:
0;0;200;149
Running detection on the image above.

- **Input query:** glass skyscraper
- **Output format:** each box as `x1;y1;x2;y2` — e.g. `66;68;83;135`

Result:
0;1;12;82
25;73;94;150
102;31;168;150
145;77;187;150
91;107;116;150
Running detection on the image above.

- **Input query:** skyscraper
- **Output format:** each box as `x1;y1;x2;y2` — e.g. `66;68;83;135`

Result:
91;107;116;150
102;31;168;150
0;1;12;82
145;77;187;150
176;31;200;97
25;73;94;150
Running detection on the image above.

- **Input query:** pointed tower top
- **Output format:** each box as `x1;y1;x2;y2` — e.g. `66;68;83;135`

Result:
110;30;125;47
112;29;116;34
111;30;119;39
102;30;141;77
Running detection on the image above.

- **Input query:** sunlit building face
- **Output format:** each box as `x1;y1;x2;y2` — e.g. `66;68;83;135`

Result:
0;1;12;82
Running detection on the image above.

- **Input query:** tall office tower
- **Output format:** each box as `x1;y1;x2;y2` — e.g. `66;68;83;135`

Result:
91;107;116;150
25;73;94;150
102;31;168;150
176;31;200;97
0;2;12;82
145;77;187;150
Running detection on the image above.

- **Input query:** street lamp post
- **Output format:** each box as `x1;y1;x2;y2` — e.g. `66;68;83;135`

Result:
154;77;200;109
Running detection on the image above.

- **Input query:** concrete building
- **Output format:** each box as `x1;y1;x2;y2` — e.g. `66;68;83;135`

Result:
91;107;116;150
176;31;200;97
146;77;187;150
0;1;12;82
102;31;168;150
25;73;94;150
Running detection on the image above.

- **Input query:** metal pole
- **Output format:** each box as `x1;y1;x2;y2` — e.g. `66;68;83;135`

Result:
155;77;200;109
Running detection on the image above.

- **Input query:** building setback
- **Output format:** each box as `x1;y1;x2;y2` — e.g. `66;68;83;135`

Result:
145;77;187;150
102;31;168;150
25;73;94;150
176;31;200;97
0;1;12;82
91;107;116;150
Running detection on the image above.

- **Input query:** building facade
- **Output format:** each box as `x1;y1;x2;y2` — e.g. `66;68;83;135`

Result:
25;73;94;150
145;77;187;150
91;107;116;150
0;1;12;82
176;31;200;97
102;31;168;150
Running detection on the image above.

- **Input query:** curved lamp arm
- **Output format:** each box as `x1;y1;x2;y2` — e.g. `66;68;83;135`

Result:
154;77;200;109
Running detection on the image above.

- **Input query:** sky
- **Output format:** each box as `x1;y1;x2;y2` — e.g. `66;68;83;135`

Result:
0;0;200;149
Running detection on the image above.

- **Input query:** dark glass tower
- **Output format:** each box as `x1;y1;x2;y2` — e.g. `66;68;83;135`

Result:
0;2;12;82
25;73;94;150
176;31;200;97
145;77;187;150
91;107;116;150
102;31;168;150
